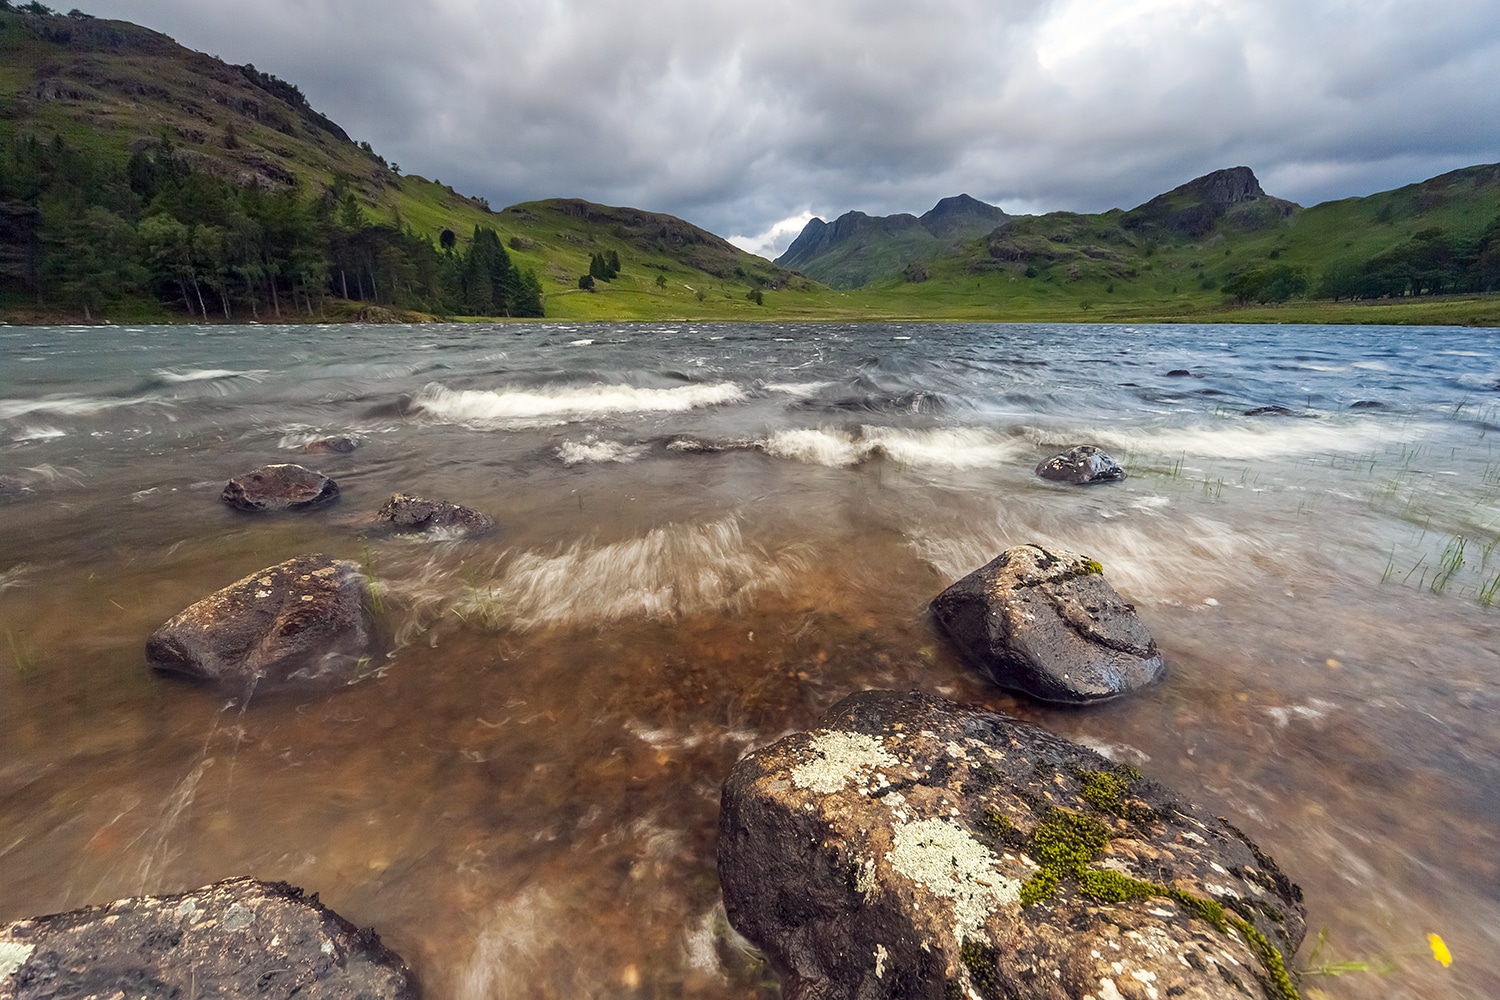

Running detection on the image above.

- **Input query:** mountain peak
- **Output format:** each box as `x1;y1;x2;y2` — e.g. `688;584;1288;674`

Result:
1124;166;1297;237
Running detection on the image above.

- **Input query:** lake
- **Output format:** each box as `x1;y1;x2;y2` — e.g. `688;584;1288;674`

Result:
1;321;1497;999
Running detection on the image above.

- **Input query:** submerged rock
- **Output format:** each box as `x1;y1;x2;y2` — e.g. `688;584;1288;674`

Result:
221;463;339;511
1034;445;1126;485
1244;406;1299;417
146;553;378;694
303;436;359;454
376;492;495;535
930;544;1164;704
719;689;1306;1000
0;876;415;1000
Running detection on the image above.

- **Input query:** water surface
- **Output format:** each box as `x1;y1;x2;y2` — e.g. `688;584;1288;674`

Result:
2;321;1497;998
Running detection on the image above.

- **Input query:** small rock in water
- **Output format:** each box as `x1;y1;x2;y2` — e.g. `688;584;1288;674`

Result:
146;553;378;694
1244;405;1299;417
1350;400;1386;410
1034;444;1125;485
303;436;359;454
1165;368;1197;377
718;689;1306;1000
930;544;1164;704
376;492;495;535
221;463;339;511
0;876;415;1000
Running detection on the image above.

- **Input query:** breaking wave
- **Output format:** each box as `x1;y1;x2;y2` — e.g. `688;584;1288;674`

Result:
412;381;748;427
758;425;1025;469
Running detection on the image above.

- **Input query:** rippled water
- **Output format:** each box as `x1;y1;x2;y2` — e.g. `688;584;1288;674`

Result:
2;321;1498;999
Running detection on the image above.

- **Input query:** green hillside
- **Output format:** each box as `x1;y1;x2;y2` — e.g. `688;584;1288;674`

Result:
0;4;801;322
788;165;1500;324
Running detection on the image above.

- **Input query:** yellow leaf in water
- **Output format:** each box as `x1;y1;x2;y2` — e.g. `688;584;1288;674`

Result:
1428;933;1453;968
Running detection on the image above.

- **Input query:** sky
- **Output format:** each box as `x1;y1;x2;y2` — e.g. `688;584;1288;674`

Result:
79;0;1500;259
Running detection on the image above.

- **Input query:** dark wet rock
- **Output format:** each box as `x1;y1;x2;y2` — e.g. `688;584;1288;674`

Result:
1350;400;1386;410
1244;406;1298;417
376;492;495;535
719;689;1306;1000
221;463;339;511
1165;368;1197;377
1034;445;1126;485
303;436;359;454
146;553;378;693
930;544;1164;704
0;876;415;1000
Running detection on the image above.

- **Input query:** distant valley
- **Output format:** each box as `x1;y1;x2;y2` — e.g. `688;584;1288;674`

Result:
1;4;1497;325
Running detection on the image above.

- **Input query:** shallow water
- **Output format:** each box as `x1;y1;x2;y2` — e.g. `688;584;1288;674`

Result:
2;321;1498;998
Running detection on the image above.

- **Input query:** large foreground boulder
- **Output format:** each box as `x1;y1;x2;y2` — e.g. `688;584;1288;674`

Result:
1034;445;1125;484
719;690;1305;1000
931;544;1164;704
376;492;495;535
146;554;378;694
221;464;339;511
0;876;415;1000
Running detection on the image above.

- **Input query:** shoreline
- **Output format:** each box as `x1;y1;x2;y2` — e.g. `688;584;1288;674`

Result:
4;292;1498;329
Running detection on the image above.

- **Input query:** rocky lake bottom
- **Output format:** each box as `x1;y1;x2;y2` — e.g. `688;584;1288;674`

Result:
1;321;1497;998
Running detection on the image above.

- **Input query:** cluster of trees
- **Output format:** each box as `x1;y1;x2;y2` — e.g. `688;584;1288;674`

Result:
0;132;544;319
577;250;621;290
1318;223;1500;301
1222;263;1310;305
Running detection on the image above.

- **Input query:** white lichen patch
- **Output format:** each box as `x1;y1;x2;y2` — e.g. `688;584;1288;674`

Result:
790;731;899;794
885;817;1021;943
0;941;36;981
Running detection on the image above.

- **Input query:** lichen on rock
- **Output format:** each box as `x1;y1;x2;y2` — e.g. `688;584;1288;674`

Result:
719;690;1305;1000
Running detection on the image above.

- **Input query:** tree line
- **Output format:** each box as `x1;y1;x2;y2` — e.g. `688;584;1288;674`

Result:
1318;222;1500;302
0;132;544;319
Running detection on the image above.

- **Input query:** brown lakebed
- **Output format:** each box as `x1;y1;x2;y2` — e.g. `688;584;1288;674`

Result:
1;321;1497;999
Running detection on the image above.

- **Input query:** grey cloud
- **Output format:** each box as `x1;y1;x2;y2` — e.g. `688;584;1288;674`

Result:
81;0;1500;244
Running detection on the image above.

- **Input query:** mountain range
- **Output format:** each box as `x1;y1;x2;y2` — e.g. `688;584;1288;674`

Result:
2;4;1497;324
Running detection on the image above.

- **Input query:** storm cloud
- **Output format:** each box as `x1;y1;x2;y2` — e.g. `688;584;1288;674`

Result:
81;0;1500;256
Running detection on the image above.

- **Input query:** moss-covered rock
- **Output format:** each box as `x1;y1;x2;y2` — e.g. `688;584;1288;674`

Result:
718;690;1305;1000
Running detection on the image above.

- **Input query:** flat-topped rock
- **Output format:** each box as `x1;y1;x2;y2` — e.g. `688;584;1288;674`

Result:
221;463;339;511
376;492;495;535
146;553;378;694
719;689;1306;1000
0;876;415;1000
930;544;1164;704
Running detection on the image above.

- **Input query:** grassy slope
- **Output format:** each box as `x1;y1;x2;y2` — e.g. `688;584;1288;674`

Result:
2;9;1497;326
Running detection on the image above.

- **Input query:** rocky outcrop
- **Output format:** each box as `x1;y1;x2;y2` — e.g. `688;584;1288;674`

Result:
719;689;1305;1000
376;492;495;535
145;553;378;693
221;463;339;511
930;545;1164;704
0;876;415;1000
1034;445;1126;484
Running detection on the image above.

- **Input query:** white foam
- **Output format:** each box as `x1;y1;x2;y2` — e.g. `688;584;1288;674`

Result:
12;425;66;441
762;381;829;398
758;425;1023;469
556;437;647;466
413;381;747;427
153;367;265;383
0;395;155;420
454;519;809;629
1088;417;1406;462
